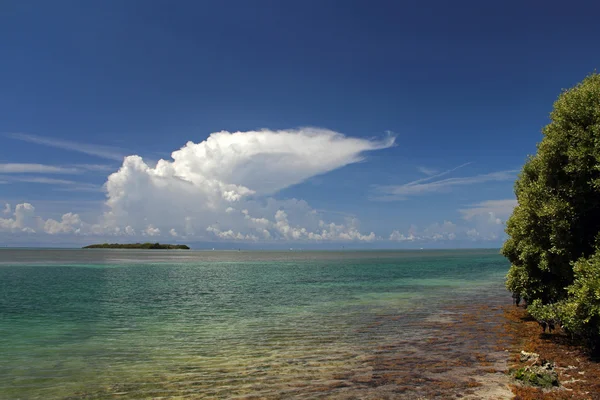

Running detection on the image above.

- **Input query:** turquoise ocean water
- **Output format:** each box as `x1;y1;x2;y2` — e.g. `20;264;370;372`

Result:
0;249;511;399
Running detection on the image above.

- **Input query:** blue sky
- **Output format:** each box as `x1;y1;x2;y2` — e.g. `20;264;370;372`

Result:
1;0;599;248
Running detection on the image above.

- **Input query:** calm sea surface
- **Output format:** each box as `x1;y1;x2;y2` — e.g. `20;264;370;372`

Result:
0;249;511;399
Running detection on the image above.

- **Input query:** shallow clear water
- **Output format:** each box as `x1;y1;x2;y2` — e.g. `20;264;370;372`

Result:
0;249;510;399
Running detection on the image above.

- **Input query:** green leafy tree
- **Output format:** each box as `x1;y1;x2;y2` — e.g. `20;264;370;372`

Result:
502;73;600;348
83;242;189;249
559;253;600;348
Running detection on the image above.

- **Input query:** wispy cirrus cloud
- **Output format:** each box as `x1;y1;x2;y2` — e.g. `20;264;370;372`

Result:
5;133;126;161
10;177;83;185
372;163;517;201
0;176;102;192
404;162;472;187
417;166;438;176
0;163;80;174
74;164;116;172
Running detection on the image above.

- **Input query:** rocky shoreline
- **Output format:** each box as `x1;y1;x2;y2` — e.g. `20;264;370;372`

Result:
503;305;600;399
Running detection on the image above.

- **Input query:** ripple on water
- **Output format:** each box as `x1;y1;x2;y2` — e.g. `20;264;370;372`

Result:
0;249;511;399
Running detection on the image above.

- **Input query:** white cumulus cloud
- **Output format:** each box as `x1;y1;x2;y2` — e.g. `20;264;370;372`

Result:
99;128;393;242
459;199;517;220
389;216;502;243
389;230;417;242
144;225;161;236
0;203;38;233
0;205;89;235
2;129;439;244
44;213;83;234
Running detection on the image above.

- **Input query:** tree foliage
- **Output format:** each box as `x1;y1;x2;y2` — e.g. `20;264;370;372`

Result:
502;73;600;348
83;243;190;249
559;253;600;346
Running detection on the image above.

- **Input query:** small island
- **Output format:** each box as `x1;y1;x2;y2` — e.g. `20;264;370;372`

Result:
83;243;190;250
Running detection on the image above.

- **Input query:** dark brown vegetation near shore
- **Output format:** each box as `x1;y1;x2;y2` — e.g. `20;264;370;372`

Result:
504;305;600;399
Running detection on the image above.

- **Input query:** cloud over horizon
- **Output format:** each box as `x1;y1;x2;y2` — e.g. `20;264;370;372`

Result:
459;199;517;220
1;129;393;243
0;130;518;246
101;128;394;241
388;198;517;243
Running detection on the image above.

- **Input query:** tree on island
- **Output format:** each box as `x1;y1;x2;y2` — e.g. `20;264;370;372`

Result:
83;243;190;250
503;73;600;351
